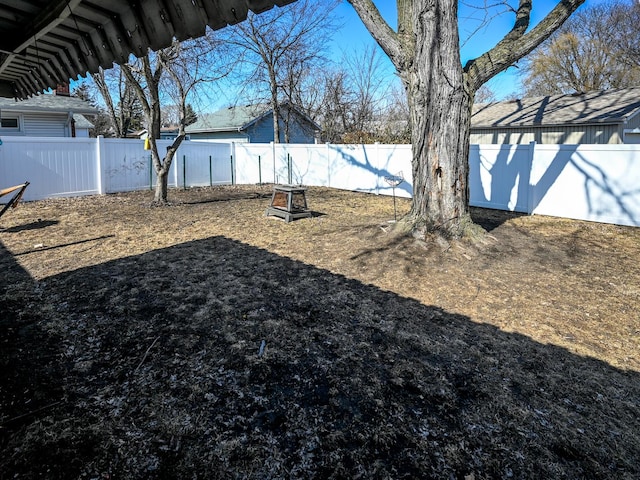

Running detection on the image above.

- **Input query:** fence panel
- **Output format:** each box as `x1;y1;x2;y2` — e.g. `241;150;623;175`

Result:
374;144;413;198
178;142;232;187
0;137;97;201
234;143;278;185
530;144;640;226
469;143;533;213
101;139;177;193
326;144;376;193
233;143;413;195
283;144;329;186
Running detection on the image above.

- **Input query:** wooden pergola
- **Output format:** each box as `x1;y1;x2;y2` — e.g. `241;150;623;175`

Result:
0;0;295;98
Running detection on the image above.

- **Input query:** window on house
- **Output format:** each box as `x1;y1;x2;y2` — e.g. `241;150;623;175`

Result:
1;117;19;129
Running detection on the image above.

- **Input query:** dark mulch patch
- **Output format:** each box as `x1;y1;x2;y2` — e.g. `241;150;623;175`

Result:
1;186;639;479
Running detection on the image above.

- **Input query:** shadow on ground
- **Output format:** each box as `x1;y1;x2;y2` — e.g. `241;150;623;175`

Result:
1;236;639;479
470;207;528;232
0;219;58;233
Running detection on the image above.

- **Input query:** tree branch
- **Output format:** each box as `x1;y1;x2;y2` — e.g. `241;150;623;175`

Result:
464;0;586;91
346;0;404;69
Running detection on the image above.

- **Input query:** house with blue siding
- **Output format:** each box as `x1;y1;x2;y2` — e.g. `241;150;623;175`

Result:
186;103;320;143
0;86;97;138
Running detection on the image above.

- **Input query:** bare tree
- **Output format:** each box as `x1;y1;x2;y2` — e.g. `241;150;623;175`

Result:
474;84;497;104
161;104;198;128
521;1;640;96
316;70;352;143
71;83;112;137
228;0;338;143
374;80;411;144
347;0;585;238
91;66;144;138
342;45;391;135
611;0;640;67
311;46;396;143
118;35;231;204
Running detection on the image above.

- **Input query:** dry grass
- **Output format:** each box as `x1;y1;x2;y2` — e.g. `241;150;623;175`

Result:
1;185;639;479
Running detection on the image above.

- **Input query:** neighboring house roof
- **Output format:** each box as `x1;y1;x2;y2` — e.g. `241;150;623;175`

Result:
472;87;640;128
73;114;94;129
186;104;320;134
0;93;99;115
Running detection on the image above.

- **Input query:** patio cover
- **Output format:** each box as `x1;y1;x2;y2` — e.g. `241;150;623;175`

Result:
0;0;295;99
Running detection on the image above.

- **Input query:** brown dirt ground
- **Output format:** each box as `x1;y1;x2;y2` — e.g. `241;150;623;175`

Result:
1;185;639;479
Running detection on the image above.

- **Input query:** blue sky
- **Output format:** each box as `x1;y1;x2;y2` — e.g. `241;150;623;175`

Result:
72;1;601;109
330;0;599;100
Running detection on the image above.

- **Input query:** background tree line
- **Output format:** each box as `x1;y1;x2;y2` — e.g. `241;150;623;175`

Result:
77;0;640;149
74;0;411;148
519;0;640;96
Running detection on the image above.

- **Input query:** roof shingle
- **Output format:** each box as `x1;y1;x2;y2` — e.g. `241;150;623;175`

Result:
472;87;640;128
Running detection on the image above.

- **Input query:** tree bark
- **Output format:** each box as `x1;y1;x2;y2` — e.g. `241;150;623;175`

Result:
400;1;474;238
270;67;281;144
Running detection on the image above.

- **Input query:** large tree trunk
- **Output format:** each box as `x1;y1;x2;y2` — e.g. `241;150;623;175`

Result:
399;1;475;238
404;81;474;238
348;0;586;240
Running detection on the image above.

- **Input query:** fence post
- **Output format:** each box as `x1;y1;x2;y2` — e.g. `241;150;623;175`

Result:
149;155;153;190
209;155;213;186
183;155;187;190
258;155;262;185
271;141;276;184
172;146;179;189
527;141;536;214
96;135;104;195
326;142;331;187
230;145;235;186
375;141;380;195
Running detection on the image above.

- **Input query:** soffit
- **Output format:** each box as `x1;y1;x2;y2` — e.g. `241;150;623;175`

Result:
0;0;295;98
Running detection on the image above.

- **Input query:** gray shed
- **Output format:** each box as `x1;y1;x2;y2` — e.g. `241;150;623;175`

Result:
471;87;640;145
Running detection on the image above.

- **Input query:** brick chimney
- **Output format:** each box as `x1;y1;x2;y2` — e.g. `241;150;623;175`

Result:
55;83;70;96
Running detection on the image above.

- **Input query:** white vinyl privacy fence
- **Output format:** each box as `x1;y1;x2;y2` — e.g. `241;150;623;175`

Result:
0;137;234;200
470;143;640;227
233;142;413;198
1;137;639;226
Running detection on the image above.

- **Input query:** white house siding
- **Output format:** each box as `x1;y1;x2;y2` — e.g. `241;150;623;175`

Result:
23;113;68;137
0;112;92;137
470;124;622;145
